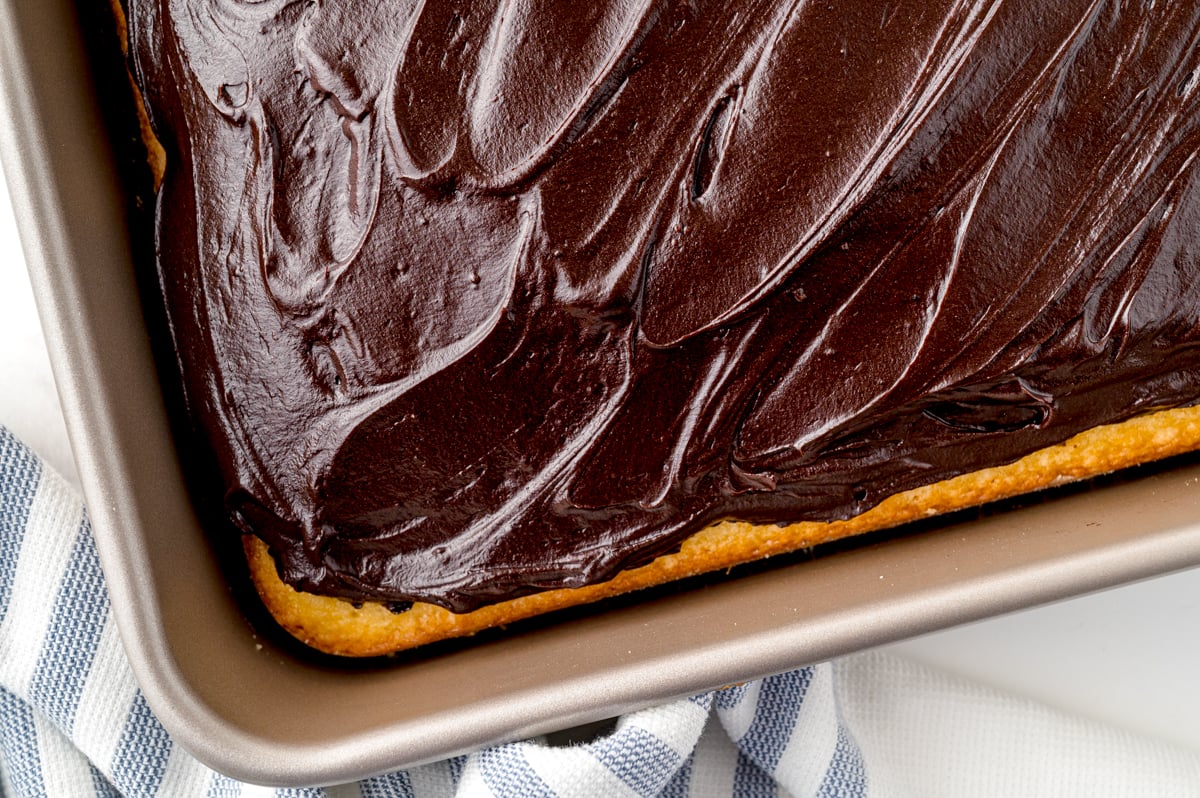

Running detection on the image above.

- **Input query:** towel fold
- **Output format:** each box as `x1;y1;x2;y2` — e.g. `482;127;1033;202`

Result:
1;426;1197;797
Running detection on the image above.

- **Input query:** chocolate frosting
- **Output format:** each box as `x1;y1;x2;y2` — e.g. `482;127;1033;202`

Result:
128;0;1200;612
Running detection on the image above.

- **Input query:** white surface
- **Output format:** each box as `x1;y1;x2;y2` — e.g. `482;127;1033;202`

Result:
1;160;1199;755
0;161;77;487
883;570;1200;752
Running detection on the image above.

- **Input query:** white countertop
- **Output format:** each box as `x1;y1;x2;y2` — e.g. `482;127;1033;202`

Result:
2;162;1199;755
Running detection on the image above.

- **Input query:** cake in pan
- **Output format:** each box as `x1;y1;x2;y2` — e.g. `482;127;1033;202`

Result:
125;0;1200;655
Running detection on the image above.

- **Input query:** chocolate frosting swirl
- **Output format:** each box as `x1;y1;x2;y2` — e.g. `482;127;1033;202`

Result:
129;0;1200;611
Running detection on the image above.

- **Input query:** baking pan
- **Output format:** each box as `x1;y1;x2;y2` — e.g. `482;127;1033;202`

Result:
5;0;1200;787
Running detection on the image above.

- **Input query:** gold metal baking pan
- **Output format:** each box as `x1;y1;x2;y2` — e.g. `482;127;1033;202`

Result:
4;0;1200;786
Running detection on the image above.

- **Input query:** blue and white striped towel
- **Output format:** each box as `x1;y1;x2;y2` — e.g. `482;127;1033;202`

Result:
2;424;1200;797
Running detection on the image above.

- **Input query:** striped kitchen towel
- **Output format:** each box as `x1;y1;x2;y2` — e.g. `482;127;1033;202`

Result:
0;424;863;797
2;424;1200;797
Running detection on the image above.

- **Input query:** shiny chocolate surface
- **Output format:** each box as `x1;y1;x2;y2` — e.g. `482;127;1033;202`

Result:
129;0;1200;611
